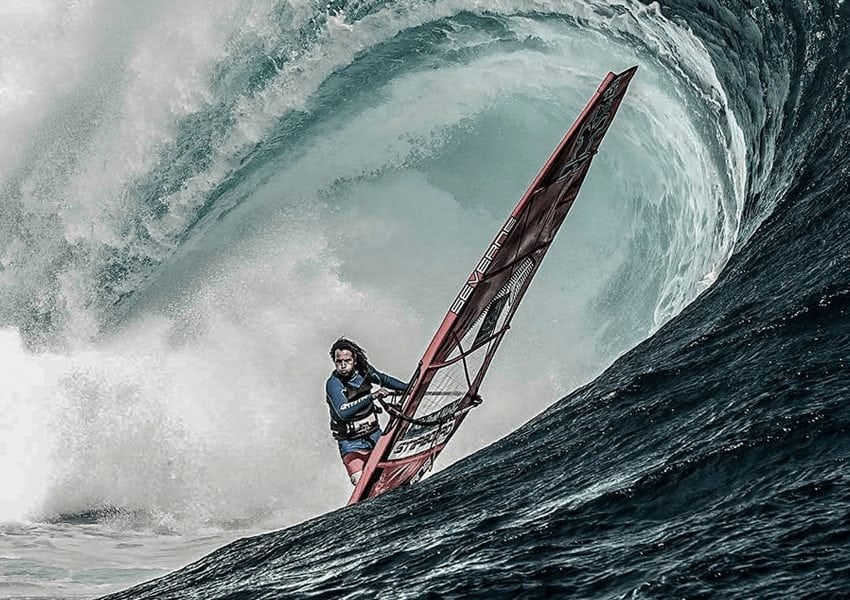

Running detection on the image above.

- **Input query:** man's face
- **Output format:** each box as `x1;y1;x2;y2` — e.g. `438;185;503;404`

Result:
333;349;355;377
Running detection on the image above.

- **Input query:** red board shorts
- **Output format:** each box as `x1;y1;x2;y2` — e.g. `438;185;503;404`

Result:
342;450;371;479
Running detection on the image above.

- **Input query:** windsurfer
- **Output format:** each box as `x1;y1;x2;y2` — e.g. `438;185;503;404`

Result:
325;337;408;485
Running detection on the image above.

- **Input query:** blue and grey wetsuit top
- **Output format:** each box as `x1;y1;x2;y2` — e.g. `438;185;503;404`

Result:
325;366;408;455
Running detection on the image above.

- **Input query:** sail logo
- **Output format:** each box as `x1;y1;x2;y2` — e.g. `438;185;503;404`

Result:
555;77;625;183
389;419;456;460
450;216;517;314
557;108;611;181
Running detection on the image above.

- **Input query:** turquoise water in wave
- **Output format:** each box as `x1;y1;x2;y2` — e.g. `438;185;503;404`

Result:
4;0;847;597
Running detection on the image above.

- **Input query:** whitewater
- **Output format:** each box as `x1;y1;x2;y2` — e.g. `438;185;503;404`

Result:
1;0;848;598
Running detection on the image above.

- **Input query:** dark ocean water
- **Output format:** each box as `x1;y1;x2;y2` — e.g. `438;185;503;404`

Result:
91;0;850;598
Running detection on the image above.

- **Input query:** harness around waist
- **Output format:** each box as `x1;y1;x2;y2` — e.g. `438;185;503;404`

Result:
330;411;379;440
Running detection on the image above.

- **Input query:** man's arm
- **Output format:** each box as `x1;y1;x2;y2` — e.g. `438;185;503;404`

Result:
368;368;408;393
326;377;375;420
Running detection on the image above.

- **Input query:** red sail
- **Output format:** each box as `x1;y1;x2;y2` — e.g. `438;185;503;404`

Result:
348;67;638;505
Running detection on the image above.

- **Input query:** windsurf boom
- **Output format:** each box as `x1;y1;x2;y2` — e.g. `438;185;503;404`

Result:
348;67;638;505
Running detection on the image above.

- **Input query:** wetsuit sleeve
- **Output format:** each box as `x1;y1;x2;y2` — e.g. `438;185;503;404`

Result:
326;376;375;420
368;368;408;393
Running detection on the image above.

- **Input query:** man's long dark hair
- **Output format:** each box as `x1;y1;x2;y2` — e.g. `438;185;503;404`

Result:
330;337;370;376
